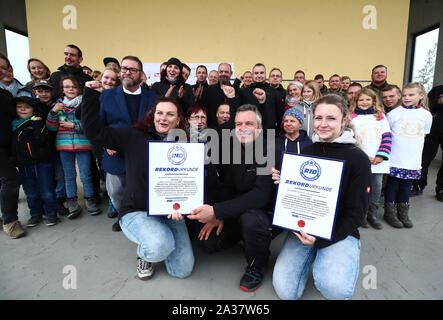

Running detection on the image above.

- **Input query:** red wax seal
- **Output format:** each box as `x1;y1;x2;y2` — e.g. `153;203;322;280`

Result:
173;203;180;210
298;220;305;228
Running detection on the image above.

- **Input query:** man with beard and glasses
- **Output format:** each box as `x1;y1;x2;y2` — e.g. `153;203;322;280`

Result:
93;56;158;233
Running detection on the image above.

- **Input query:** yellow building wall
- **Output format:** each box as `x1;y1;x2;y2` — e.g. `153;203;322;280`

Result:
25;0;410;85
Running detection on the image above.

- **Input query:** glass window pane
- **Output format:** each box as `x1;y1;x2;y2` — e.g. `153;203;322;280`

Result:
5;29;30;85
411;27;439;92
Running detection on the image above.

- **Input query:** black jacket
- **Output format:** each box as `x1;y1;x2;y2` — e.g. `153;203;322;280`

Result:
212;136;276;221
200;83;239;129
238;82;283;130
428;85;443;137
49;65;93;100
11;118;55;167
151;80;194;115
0;88;15;176
301;139;371;249
81;87;166;218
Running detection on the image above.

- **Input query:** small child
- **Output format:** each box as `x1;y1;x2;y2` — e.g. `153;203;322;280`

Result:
33;79;54;108
46;76;101;218
384;82;433;228
12;97;59;227
33;79;69;215
350;88;392;229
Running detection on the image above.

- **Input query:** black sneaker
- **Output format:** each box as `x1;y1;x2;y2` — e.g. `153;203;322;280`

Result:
107;201;118;218
57;198;69;216
239;264;265;292
26;216;42;228
112;221;121;232
44;216;59;226
437;190;443;202
410;183;423;197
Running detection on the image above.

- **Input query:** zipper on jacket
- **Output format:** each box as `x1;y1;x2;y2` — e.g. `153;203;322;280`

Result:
27;142;33;157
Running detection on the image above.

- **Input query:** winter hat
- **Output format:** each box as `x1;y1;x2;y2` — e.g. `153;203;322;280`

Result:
166;57;183;71
283;107;304;125
290;81;303;90
14;96;46;118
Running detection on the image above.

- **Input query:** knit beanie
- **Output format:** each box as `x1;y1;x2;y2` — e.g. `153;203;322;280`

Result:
283;107;304;125
166;57;182;71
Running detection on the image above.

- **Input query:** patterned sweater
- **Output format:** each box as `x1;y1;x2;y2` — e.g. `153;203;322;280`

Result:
46;96;92;152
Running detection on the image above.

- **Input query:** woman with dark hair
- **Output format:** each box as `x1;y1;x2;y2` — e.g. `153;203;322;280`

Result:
186;103;209;141
151;57;194;115
81;86;194;280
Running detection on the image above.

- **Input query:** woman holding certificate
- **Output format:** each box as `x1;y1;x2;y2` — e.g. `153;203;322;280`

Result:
80;86;194;281
272;94;371;300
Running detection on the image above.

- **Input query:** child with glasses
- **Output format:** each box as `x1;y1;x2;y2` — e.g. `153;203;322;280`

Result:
46;76;101;219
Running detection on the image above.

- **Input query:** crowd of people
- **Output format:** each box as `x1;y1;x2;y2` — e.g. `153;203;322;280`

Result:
0;43;442;300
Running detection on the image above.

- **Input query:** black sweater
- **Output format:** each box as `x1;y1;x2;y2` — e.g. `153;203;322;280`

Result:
151;80;194;115
0;88;15;176
213;137;276;221
81;87;164;218
301;141;371;249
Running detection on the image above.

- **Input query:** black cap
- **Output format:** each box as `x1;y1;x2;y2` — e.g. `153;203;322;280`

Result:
103;57;120;67
14;97;46;117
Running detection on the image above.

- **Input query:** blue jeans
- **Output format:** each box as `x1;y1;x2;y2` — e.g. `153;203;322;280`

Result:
273;233;360;300
19;161;58;217
53;154;66;199
370;173;384;203
120;211;194;278
59;151;94;199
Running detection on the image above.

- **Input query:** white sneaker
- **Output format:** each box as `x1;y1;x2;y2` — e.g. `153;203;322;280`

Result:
136;258;154;280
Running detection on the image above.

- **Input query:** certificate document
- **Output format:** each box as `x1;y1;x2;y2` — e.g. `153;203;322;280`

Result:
147;141;205;215
272;153;345;240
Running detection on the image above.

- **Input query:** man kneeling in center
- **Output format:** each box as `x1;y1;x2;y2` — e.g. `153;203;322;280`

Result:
187;103;276;292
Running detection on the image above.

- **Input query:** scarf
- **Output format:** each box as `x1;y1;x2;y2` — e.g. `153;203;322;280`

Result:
60;95;83;114
0;79;25;97
12;116;34;132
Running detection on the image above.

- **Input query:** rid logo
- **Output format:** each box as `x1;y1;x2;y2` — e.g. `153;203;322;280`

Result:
167;145;187;165
300;159;321;181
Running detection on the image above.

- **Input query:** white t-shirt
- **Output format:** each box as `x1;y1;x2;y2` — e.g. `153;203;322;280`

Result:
387;107;433;170
352;113;391;173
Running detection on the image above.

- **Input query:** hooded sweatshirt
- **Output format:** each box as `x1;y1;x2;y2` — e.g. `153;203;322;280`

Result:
303;129;371;249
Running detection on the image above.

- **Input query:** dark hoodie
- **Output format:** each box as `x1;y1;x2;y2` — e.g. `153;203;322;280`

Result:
49;65;93;100
302;130;371;249
275;130;313;170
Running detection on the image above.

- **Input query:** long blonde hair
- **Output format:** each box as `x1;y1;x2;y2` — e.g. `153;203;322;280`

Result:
350;87;385;120
402;82;430;110
302;80;322;102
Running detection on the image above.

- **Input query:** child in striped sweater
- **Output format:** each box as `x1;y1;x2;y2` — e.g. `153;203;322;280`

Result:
350;88;392;229
46;76;100;218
